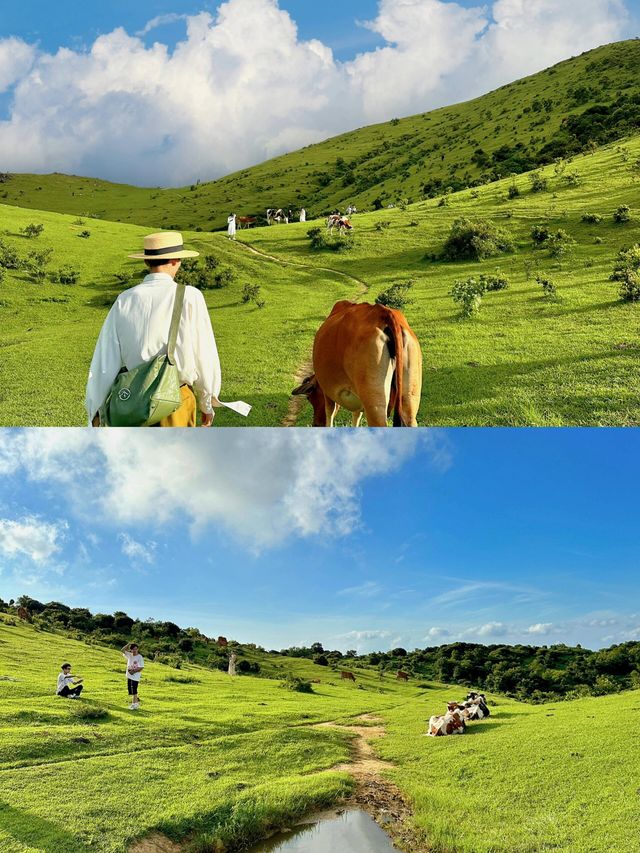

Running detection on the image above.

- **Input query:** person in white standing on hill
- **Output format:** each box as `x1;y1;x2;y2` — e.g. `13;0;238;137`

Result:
299;208;306;222
227;214;237;240
85;232;250;427
122;642;144;709
228;651;237;676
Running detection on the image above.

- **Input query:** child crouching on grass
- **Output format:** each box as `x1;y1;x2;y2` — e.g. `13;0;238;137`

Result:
122;642;144;709
56;663;83;698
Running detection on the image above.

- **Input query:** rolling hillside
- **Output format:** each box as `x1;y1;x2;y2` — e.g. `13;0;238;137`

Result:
2;40;640;230
1;613;639;852
3;129;639;426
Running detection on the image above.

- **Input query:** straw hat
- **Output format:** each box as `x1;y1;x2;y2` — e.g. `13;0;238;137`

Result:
128;232;199;260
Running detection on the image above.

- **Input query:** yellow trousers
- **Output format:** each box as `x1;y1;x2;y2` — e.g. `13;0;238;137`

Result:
154;386;197;428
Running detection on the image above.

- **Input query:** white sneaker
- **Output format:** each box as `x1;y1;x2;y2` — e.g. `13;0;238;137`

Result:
129;703;137;709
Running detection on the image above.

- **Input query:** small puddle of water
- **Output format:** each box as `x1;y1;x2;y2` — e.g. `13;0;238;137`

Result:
247;809;397;852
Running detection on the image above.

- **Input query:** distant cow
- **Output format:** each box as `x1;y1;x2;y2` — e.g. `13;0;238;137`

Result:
16;607;30;622
340;671;356;682
237;216;257;229
428;703;466;737
327;214;353;234
397;671;410;681
217;636;228;647
267;208;288;225
292;301;422;427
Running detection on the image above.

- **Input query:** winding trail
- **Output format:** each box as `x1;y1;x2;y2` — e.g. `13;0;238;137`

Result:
235;239;369;427
311;713;426;852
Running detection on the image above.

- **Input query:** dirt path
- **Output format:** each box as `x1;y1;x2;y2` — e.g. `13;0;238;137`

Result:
313;714;428;852
235;239;369;427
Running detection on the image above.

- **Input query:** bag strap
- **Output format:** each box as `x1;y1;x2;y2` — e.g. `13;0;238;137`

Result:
167;283;186;366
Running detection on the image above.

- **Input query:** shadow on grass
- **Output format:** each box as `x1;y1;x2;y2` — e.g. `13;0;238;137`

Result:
0;801;91;852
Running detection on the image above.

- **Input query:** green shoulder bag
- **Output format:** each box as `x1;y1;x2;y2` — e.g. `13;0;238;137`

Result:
100;283;186;427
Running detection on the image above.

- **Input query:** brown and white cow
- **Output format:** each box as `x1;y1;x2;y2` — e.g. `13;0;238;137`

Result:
427;703;466;737
327;214;353;234
292;301;422;427
340;671;356;682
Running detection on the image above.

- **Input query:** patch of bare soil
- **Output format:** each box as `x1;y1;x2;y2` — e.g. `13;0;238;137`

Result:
129;833;183;853
314;714;429;852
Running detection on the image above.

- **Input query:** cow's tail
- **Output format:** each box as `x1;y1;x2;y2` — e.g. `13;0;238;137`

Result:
383;310;408;427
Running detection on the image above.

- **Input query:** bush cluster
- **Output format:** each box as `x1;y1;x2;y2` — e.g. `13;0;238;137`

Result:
177;256;235;290
611;245;640;302
375;281;415;311
442;217;514;261
280;674;313;693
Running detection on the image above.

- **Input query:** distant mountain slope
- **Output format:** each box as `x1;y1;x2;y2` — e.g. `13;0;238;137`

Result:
2;39;640;230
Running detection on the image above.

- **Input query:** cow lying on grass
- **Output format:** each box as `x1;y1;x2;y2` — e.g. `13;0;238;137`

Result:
428;702;466;737
427;694;491;736
292;301;423;427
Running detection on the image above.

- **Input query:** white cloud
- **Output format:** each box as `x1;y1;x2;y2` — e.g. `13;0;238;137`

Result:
0;515;66;563
0;429;431;550
0;37;35;93
526;622;554;635
337;580;383;598
118;533;157;565
136;14;189;37
0;0;630;185
424;626;450;640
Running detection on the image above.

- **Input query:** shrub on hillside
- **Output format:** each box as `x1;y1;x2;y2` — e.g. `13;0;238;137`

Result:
49;266;80;285
441;217;514;261
306;227;353;253
314;655;329;666
531;224;552;246
22;223;44;238
536;275;558;300
78;230;91;239
581;213;603;224
613;205;631;224
0;240;20;269
25;249;53;283
164;674;201;684
450;278;484;318
545;229;576;259
178;256;234;290
610;245;640;301
529;172;548;193
281;674;313;693
375;281;415;311
375;221;391;231
241;282;265;308
508;184;520;199
237;659;261;674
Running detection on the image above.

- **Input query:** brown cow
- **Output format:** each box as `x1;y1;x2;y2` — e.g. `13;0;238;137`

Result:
237;216;257;229
16;607;30;622
292;301;422;427
396;670;409;681
340;671;356;682
217;636;228;647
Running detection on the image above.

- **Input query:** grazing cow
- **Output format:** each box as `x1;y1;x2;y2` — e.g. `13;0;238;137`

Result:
292;301;422;427
397;671;410;681
340;671;356;682
428;703;466;737
327;214;353;234
267;208;289;225
16;606;30;622
237;216;257;229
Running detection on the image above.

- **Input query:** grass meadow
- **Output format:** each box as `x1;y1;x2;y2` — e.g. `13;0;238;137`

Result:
2;134;640;426
1;616;639;852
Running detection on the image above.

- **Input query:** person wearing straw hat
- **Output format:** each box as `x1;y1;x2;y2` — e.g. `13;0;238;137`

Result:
85;232;251;427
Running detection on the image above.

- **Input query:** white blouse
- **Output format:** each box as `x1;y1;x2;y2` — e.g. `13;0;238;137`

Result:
85;273;250;423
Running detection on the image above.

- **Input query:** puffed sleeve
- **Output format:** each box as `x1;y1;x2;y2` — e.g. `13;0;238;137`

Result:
85;303;124;424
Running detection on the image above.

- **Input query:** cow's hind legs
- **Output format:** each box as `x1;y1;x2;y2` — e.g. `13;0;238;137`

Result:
325;399;339;427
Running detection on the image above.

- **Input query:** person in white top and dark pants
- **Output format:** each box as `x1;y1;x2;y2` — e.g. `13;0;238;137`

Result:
85;232;250;427
122;642;144;709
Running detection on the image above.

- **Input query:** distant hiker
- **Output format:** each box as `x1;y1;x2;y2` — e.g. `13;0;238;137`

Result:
299;208;306;223
85;232;251;427
227;214;237;240
122;642;144;709
56;663;83;699
228;652;237;676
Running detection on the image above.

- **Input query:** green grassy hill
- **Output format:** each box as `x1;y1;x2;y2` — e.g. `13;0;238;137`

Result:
2;40;640;230
3;130;640;426
1;614;639;852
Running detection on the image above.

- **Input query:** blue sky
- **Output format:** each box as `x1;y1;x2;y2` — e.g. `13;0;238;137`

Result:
1;0;636;184
0;429;637;653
